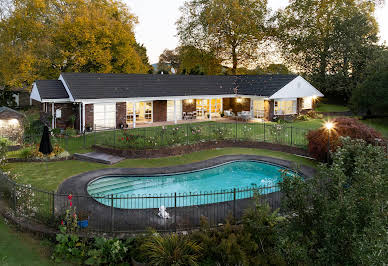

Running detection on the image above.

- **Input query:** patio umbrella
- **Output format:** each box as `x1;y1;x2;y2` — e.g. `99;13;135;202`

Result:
39;126;53;155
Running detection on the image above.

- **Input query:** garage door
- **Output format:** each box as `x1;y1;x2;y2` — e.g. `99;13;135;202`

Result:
94;103;116;130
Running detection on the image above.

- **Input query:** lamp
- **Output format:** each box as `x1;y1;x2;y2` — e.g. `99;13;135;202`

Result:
236;98;243;103
186;99;193;104
324;121;335;162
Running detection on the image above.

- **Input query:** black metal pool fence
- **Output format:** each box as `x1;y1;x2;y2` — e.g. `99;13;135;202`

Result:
0;171;281;233
20;121;311;151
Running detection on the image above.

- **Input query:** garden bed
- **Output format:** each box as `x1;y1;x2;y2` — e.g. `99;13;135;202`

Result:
93;140;310;159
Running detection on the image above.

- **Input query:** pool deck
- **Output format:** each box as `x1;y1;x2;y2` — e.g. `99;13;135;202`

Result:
56;155;316;233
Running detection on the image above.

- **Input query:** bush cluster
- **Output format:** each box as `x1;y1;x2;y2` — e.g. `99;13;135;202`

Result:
307;117;384;161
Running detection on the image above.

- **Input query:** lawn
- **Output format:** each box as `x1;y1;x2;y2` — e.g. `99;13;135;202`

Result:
0;217;54;266
315;102;350;113
4;147;317;191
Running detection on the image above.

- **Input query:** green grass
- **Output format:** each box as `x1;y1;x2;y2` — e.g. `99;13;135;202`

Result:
315;103;350;113
4;147;317;191
360;118;388;138
0;217;54;266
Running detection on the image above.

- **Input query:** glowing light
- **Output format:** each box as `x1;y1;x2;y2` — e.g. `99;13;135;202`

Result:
9;119;19;126
0;119;20;128
312;95;317;100
236;98;243;103
324;121;334;131
186;99;193;104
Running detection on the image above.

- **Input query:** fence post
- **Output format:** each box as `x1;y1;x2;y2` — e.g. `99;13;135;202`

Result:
174;192;177;232
186;123;189;145
263;122;266;142
290;126;293;146
113;129;116;148
110;194;114;233
52;191;55;221
235;120;237;140
233;188;236;220
83;131;86;148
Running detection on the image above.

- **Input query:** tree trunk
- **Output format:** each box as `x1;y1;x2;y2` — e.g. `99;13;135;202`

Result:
231;45;237;75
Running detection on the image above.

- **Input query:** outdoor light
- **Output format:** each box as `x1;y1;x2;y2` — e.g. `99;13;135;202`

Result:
236;98;243;103
312;95;317;100
324;121;335;162
325;121;334;131
186;99;193;104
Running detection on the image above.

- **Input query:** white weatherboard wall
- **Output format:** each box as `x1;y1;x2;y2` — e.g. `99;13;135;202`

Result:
94;103;116;129
30;83;42;102
167;100;182;121
269;76;324;99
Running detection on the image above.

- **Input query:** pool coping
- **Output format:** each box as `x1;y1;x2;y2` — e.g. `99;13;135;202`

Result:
57;154;316;197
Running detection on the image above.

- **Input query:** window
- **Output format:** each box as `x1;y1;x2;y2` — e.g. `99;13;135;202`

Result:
274;100;297;115
253;100;265;118
302;97;313;109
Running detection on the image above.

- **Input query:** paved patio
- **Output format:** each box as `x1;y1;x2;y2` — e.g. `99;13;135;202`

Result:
73;152;125;164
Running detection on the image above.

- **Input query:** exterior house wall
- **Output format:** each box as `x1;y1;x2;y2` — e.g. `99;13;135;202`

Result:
297;98;303;114
182;100;196;113
153;100;167;122
116;102;126;128
52;103;76;129
222;98;250;114
85;104;94;130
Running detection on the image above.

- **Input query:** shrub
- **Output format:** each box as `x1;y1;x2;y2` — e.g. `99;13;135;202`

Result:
140;232;202;266
64;128;77;136
307;117;384;161
278;137;388;265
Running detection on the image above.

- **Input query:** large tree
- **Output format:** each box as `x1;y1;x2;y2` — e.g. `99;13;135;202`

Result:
276;0;380;100
177;0;269;74
0;0;151;90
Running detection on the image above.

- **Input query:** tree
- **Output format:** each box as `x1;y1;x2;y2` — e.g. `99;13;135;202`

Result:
177;0;269;74
0;0;151;90
275;0;379;100
158;48;180;74
350;48;388;116
279;137;388;265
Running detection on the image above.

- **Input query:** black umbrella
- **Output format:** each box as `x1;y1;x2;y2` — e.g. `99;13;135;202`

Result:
39;126;53;155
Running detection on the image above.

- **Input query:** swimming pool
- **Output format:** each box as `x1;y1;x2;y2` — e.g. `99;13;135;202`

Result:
87;161;291;209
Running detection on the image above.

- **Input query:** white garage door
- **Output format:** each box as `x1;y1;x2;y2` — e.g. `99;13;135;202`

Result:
94;103;116;130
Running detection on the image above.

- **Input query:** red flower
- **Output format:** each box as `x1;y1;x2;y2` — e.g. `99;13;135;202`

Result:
73;213;77;218
68;194;73;200
61;220;64;225
70;201;73;207
121;137;124;141
126;137;129;141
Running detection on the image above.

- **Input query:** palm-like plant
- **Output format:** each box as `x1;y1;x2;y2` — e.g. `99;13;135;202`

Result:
140;233;202;266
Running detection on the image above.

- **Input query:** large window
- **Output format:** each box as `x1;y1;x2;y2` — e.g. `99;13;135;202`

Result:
196;99;222;119
253;100;265;118
94;103;116;129
127;102;153;124
302;97;313;109
274;100;297;115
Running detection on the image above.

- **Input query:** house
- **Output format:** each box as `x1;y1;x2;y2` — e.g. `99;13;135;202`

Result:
30;73;324;132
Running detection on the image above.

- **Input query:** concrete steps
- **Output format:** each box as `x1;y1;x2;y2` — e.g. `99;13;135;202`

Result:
74;152;125;165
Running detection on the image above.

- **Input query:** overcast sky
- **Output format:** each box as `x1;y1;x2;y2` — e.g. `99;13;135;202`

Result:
124;0;388;64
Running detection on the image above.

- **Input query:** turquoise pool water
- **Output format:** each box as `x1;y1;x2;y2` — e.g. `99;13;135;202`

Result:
87;161;289;209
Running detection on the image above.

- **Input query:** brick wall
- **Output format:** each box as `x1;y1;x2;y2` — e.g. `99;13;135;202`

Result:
116;102;126;128
153;100;167;122
85;104;94;130
222;97;250;114
53;103;76;129
264;100;274;121
297;98;303;114
182;99;196;113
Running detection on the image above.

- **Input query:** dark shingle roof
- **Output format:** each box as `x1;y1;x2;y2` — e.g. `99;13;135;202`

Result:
35;80;69;99
60;73;297;100
0;107;25;119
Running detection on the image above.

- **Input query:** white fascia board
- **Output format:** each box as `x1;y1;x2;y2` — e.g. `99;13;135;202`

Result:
78;94;261;104
269;76;324;99
41;98;72;103
58;74;75;102
30;83;42;102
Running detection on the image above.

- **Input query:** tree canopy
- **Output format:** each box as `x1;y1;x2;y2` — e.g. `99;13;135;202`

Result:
177;0;269;74
275;0;380;100
0;0;151;90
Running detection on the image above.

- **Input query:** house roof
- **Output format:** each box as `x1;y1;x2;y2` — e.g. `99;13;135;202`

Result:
0;106;25;119
60;73;298;100
34;80;69;99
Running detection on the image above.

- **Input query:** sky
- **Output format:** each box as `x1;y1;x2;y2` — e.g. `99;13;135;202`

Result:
124;0;388;64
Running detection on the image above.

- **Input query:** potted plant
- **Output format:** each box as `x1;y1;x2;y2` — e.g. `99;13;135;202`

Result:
77;211;90;229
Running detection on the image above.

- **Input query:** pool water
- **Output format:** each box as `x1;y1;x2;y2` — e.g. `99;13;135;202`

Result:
87;161;290;209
